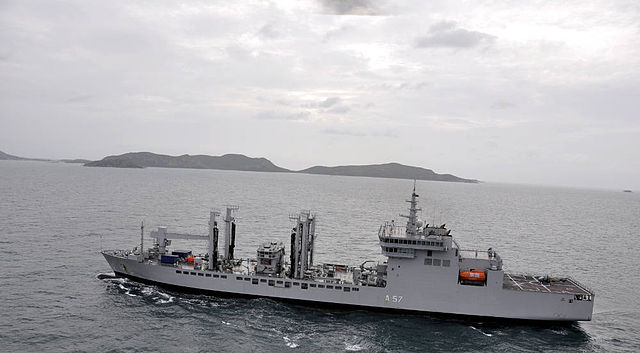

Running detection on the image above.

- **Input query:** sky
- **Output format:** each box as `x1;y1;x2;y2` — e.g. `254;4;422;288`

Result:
1;0;639;189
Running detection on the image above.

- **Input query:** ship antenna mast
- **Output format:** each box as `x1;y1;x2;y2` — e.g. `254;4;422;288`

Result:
400;181;421;237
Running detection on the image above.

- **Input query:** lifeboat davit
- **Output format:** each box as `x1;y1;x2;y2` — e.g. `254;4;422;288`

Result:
459;270;486;282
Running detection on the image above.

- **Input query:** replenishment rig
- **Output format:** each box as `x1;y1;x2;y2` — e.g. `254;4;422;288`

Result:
102;188;594;321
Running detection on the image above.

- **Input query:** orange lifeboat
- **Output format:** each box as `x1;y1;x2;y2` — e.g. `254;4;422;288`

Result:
186;256;195;263
459;270;486;282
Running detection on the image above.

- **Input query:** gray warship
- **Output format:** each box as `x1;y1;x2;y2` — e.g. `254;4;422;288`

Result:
102;187;594;322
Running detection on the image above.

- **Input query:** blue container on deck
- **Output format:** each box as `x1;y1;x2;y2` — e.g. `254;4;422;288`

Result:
161;254;179;264
171;250;192;259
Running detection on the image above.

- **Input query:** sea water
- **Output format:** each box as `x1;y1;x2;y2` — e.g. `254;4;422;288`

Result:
0;161;638;352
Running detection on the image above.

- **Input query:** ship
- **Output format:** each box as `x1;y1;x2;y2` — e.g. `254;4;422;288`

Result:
101;187;594;322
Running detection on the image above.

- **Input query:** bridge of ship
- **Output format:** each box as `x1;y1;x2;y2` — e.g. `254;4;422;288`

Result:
503;273;593;297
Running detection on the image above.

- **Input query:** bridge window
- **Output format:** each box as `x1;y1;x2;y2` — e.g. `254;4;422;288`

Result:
260;278;267;283
285;282;291;288
301;283;308;289
205;273;211;277
344;287;351;292
433;259;441;266
213;274;219;278
424;258;432;265
427;250;432;257
198;273;204;277
442;260;450;267
326;285;334;289
268;280;275;286
221;275;227;279
252;279;258;284
318;284;325;288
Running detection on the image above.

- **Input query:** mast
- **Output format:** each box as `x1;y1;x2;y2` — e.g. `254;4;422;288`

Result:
400;181;421;237
140;220;144;261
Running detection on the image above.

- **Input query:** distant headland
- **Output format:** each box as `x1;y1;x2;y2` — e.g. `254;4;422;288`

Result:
0;150;49;162
1;149;478;183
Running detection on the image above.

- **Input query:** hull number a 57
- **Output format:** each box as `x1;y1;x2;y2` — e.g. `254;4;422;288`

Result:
385;295;403;303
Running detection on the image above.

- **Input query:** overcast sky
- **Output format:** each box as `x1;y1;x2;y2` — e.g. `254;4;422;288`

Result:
1;0;639;189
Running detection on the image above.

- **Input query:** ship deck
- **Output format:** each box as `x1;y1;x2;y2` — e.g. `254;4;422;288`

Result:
503;273;592;295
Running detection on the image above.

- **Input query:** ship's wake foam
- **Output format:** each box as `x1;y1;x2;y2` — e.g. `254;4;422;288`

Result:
470;326;494;337
97;273;176;304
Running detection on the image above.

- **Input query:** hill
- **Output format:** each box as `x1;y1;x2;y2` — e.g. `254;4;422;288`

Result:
0;150;48;161
0;150;25;160
298;162;477;183
4;149;477;183
84;152;289;172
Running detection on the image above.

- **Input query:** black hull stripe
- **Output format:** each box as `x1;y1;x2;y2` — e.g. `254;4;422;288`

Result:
113;271;575;326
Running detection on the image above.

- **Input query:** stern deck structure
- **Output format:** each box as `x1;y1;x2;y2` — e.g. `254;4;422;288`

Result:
503;273;593;296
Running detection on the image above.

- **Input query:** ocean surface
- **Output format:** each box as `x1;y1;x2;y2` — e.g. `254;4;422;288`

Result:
0;161;638;352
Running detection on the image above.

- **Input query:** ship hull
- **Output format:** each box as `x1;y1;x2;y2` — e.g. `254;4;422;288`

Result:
103;252;594;322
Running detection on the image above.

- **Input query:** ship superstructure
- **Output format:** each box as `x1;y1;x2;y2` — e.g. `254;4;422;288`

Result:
102;187;594;322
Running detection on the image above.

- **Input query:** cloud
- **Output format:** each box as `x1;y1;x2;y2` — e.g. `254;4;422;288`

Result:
317;97;351;114
327;105;350;114
258;23;280;39
318;0;386;16
319;97;341;108
255;111;310;121
491;101;516;110
323;25;353;42
421;116;519;131
415;20;495;49
323;127;396;137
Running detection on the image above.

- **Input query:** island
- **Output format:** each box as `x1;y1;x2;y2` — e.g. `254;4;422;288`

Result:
84;152;288;172
2;149;478;183
83;152;477;183
0;150;48;161
300;163;477;183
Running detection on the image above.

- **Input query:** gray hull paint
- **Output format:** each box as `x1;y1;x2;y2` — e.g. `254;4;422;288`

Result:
104;253;594;321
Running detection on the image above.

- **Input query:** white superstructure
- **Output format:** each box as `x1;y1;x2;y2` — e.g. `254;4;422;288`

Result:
102;187;594;322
